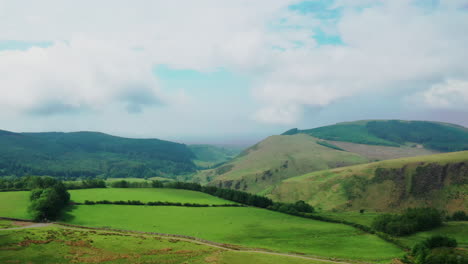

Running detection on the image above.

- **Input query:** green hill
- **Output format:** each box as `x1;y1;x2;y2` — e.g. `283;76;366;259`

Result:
189;144;242;168
193;134;369;194
285;120;468;151
0;130;196;179
268;151;468;213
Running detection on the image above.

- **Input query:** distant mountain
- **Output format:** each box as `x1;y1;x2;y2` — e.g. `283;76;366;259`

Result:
0;130;196;179
284;120;468;152
268;151;468;213
196;120;465;194
189;144;242;169
193;134;369;194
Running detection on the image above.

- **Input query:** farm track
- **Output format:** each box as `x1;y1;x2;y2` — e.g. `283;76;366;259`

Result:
0;217;361;264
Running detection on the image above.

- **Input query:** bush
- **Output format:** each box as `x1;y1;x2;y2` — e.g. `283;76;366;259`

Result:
450;211;468;221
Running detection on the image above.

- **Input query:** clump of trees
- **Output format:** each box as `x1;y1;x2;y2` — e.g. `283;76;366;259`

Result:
28;177;70;222
372;208;442;236
447;211;468;221
409;236;465;264
269;201;315;215
65;179;106;189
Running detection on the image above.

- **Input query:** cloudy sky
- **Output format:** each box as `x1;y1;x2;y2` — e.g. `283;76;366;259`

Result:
1;0;468;144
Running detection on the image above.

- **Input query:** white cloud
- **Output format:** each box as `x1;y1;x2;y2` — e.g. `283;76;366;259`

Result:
0;0;467;126
0;37;164;115
411;79;468;109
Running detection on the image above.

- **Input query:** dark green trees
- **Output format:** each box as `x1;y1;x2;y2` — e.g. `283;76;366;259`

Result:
28;178;70;222
372;208;442;236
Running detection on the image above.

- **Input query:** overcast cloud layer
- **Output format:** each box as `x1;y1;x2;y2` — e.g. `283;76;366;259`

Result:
1;0;467;143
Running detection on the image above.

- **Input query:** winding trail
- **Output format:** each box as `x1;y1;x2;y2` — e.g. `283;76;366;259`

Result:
0;217;362;264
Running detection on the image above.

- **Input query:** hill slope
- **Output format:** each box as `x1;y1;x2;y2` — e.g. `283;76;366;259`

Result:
0;130;196;179
189;144;242;169
285;120;468;151
193;134;369;194
268;151;468;213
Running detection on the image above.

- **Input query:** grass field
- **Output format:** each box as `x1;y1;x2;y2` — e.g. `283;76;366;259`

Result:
0;191;30;219
65;205;403;262
0;226;327;264
319;211;381;227
69;188;236;204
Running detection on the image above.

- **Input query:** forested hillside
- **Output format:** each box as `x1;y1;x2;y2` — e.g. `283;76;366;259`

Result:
285;120;468;151
0;130;196;179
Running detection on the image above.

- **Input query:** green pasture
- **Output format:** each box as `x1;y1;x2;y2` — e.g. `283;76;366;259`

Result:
0;226;323;264
69;188;236;205
65;205;403;262
0;191;30;219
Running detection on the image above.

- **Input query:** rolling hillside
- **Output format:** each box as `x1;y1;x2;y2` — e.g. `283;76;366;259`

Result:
189;144;242;169
284;120;468;151
268;151;468;213
0;130;196;179
194;119;459;194
193;134;369;194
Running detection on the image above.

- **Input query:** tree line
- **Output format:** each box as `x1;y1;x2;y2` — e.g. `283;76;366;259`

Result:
372;208;442;236
80;200;243;207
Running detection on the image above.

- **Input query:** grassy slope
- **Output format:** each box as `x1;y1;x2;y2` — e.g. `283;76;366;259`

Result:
69;188;236;204
194;134;369;194
326;140;437;161
269;151;468;212
66;205;403;262
0;226;324;264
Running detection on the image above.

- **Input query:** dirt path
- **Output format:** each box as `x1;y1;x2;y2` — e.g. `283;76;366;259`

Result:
0;223;52;230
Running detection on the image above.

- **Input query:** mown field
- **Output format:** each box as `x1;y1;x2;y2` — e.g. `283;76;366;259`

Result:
69;188;236;205
65;205;403;262
0;226;325;264
0;191;30;219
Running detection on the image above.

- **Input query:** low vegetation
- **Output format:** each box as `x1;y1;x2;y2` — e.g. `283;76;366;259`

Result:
0;226;327;264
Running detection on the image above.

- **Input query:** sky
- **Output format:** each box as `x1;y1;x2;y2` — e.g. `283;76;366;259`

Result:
1;0;468;145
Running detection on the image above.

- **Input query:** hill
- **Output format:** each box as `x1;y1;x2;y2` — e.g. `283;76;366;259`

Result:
193;134;369;194
189;144;242;168
0;130;196;179
268;151;468;213
284;120;468;151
